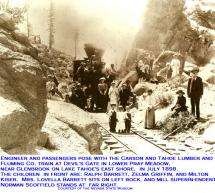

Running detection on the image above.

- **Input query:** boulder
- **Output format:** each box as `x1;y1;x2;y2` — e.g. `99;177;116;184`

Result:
133;82;156;96
152;51;185;78
206;75;215;84
37;132;49;147
46;100;103;154
183;62;198;73
135;0;213;64
23;47;39;60
0;29;38;60
11;30;32;47
203;123;215;144
0;44;47;154
39;112;90;154
199;64;215;84
0;12;16;31
118;70;138;88
156;75;167;83
0;29;25;52
157;66;169;78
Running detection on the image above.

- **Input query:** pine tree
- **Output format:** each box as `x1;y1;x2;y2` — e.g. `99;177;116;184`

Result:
48;0;55;49
0;0;26;25
25;0;32;38
0;0;9;11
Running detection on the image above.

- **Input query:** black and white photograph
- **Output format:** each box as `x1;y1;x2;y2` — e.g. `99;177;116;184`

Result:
0;0;215;158
1;1;215;192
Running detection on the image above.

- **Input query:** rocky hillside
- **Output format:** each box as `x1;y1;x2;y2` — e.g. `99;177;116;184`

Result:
119;0;215;88
135;0;214;65
0;12;103;155
37;100;103;155
0;12;47;154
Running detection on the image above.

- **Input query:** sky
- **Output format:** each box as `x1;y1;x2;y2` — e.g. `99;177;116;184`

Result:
5;0;147;66
3;0;213;66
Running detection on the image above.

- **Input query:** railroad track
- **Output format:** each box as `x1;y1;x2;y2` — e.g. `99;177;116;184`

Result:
130;129;172;155
89;113;183;155
98;122;138;155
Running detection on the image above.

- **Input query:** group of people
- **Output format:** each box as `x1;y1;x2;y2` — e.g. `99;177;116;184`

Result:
135;58;152;83
108;88;158;133
171;67;203;121
46;59;136;114
71;56;137;112
144;67;204;130
108;104;132;133
113;66;203;133
47;55;204;133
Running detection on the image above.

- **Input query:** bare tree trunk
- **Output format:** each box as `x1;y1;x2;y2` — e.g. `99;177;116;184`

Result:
74;31;79;59
48;0;55;49
26;0;31;38
0;0;9;11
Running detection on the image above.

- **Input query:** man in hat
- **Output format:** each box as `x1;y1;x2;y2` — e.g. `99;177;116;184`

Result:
187;68;203;120
171;90;187;117
46;74;63;99
68;83;78;105
84;83;95;112
97;77;108;112
46;75;56;97
119;83;131;111
76;83;86;110
76;62;86;84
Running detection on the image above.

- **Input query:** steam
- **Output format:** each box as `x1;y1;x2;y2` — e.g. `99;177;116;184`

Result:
19;0;146;67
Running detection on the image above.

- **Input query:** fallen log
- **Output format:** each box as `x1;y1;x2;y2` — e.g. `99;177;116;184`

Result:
163;127;182;140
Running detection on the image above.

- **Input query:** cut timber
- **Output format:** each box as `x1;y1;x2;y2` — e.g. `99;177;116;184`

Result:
109;146;124;150
163;127;182;140
104;140;118;146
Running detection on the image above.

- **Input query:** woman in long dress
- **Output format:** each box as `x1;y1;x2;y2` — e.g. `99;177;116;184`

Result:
145;89;156;129
108;81;119;108
97;77;108;112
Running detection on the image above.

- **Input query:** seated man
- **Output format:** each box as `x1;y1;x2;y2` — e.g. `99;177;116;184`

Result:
171;90;188;117
46;74;63;99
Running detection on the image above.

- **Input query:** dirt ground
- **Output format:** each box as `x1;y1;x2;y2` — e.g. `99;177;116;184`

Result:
132;86;215;155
